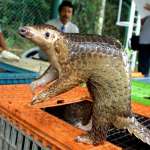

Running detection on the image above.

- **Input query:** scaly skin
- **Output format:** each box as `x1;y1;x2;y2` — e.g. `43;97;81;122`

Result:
19;24;150;146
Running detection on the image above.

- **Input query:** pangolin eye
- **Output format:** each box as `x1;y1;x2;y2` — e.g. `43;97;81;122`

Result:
45;32;50;38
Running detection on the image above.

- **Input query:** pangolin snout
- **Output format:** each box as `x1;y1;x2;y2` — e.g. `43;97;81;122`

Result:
19;27;30;38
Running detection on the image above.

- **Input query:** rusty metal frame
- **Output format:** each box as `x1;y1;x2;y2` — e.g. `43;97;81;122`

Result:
0;84;149;150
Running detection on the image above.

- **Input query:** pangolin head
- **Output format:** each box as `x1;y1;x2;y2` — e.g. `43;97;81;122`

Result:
19;24;62;48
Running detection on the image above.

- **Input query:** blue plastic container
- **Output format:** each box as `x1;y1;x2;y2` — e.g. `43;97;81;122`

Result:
0;61;39;84
133;77;150;83
0;72;38;84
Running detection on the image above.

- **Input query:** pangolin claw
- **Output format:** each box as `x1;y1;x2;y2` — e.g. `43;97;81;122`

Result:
31;96;42;105
75;134;94;145
31;92;48;105
31;99;40;105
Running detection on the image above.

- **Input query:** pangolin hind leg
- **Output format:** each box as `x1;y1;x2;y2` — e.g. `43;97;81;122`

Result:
75;104;111;145
75;81;112;145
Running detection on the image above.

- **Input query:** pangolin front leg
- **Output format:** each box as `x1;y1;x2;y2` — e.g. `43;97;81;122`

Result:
31;71;86;105
30;65;58;92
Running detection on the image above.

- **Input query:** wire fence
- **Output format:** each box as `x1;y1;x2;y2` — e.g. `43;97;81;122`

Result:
0;0;129;53
0;0;52;50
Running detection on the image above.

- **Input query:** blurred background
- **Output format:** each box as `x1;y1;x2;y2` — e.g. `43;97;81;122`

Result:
0;0;130;52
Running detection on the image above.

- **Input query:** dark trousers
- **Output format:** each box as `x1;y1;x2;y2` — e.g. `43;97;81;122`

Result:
138;44;150;76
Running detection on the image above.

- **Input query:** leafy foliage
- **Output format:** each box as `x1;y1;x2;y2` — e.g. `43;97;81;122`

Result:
73;0;130;43
0;0;52;49
102;0;130;44
0;0;130;50
73;0;102;34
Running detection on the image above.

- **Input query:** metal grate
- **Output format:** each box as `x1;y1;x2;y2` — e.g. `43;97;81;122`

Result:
107;114;150;150
0;117;51;150
44;105;150;149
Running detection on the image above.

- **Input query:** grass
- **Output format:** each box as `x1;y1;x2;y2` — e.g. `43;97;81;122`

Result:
131;80;150;106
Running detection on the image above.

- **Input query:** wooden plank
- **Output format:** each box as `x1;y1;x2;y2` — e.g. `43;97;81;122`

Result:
2;84;150;149
0;84;121;150
132;103;150;118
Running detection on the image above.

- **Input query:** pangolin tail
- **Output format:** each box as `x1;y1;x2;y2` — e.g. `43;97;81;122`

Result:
126;117;150;145
114;116;150;145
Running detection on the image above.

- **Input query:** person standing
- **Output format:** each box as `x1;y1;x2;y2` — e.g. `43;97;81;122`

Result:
0;26;20;61
47;0;79;33
138;3;150;76
0;26;7;51
39;0;79;60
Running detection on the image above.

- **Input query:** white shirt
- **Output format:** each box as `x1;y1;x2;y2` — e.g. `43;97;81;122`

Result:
46;18;79;33
139;16;150;44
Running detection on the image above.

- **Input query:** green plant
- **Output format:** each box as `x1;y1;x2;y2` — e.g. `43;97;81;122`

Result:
0;0;51;50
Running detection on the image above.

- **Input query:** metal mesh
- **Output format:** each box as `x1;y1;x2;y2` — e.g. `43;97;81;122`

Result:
0;116;51;150
0;0;127;51
107;114;150;150
0;0;52;50
44;105;150;150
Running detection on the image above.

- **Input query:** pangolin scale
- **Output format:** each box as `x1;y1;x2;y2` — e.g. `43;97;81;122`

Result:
19;24;150;146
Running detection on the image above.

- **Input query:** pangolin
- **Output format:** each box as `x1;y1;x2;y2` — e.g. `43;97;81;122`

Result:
19;24;150;145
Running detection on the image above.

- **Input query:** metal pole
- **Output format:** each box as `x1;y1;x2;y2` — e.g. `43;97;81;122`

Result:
50;0;63;19
117;0;123;24
125;0;136;48
97;0;106;35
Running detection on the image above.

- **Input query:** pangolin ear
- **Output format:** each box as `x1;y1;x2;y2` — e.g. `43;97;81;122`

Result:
55;44;60;54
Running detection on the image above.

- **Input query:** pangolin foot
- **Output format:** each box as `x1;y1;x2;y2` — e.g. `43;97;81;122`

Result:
75;133;105;146
75;133;103;145
75;134;93;145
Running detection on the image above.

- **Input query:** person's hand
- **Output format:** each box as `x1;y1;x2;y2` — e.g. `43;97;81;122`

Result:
144;3;150;11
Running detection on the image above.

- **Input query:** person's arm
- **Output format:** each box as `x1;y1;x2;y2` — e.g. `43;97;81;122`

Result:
144;3;150;11
0;32;7;51
0;28;20;61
